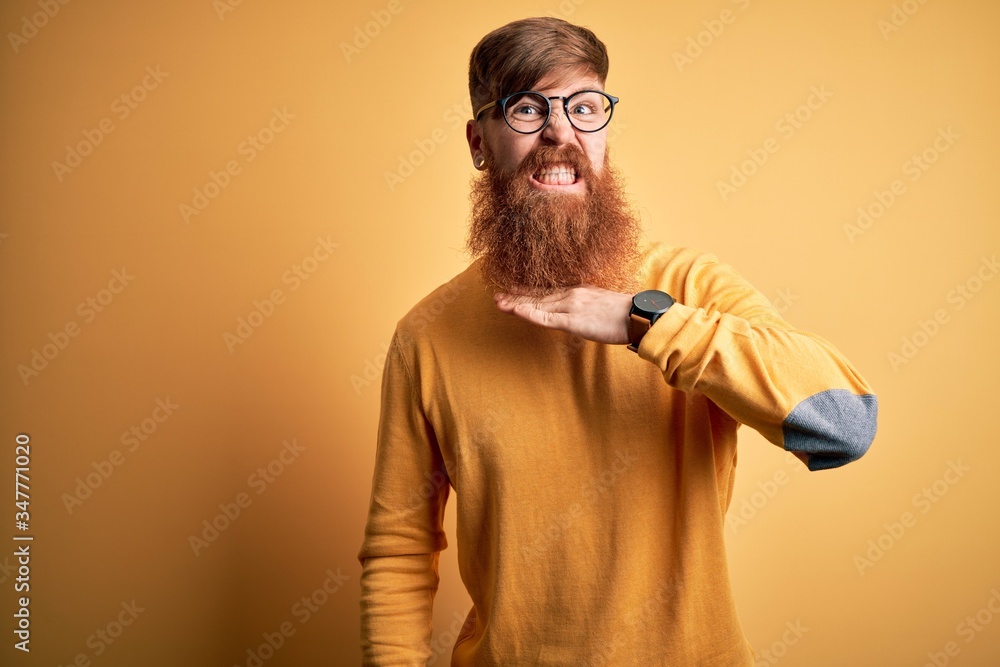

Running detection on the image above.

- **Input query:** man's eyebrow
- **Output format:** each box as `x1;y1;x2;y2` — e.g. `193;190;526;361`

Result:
543;85;603;97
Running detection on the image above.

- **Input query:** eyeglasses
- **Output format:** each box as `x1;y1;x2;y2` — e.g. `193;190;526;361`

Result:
475;90;619;134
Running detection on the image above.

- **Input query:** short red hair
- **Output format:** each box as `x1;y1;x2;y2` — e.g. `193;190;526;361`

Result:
468;17;610;120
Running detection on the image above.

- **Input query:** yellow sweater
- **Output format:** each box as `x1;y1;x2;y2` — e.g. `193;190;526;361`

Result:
358;242;878;666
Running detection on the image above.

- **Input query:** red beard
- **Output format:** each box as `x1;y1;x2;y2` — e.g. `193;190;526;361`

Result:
467;142;643;297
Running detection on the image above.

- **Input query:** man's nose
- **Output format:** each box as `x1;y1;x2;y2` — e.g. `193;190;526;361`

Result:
540;104;575;144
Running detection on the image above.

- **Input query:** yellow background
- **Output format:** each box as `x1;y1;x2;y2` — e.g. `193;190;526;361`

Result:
1;0;998;665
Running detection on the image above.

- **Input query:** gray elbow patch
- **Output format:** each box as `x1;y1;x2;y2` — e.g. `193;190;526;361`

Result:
783;390;878;471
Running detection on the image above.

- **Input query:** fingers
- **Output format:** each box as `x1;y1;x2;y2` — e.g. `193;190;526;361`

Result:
492;296;568;330
494;286;578;306
494;290;584;313
514;302;567;329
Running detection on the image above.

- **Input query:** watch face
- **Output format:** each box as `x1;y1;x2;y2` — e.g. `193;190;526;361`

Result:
634;289;674;315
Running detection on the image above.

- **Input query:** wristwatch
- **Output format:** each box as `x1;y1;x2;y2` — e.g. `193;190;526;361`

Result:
627;289;675;352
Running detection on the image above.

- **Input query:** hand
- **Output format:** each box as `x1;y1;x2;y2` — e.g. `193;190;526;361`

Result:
493;284;633;345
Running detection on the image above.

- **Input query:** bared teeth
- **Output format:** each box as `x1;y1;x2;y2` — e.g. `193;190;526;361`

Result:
535;163;577;185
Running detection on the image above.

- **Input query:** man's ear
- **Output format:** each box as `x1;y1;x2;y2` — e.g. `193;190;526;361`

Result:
467;119;484;162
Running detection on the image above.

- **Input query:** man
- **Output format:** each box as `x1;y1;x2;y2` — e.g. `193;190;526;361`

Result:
358;17;877;666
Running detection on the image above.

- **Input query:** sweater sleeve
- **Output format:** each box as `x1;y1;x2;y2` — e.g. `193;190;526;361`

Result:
357;331;451;665
637;250;878;471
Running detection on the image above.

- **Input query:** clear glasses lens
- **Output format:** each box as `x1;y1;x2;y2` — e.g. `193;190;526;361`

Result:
504;93;549;132
503;91;615;133
565;91;613;130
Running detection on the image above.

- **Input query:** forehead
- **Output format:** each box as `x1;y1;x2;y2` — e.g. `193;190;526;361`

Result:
531;65;605;94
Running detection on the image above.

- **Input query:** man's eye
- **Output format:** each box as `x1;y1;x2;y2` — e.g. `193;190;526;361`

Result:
571;104;595;115
512;105;542;116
